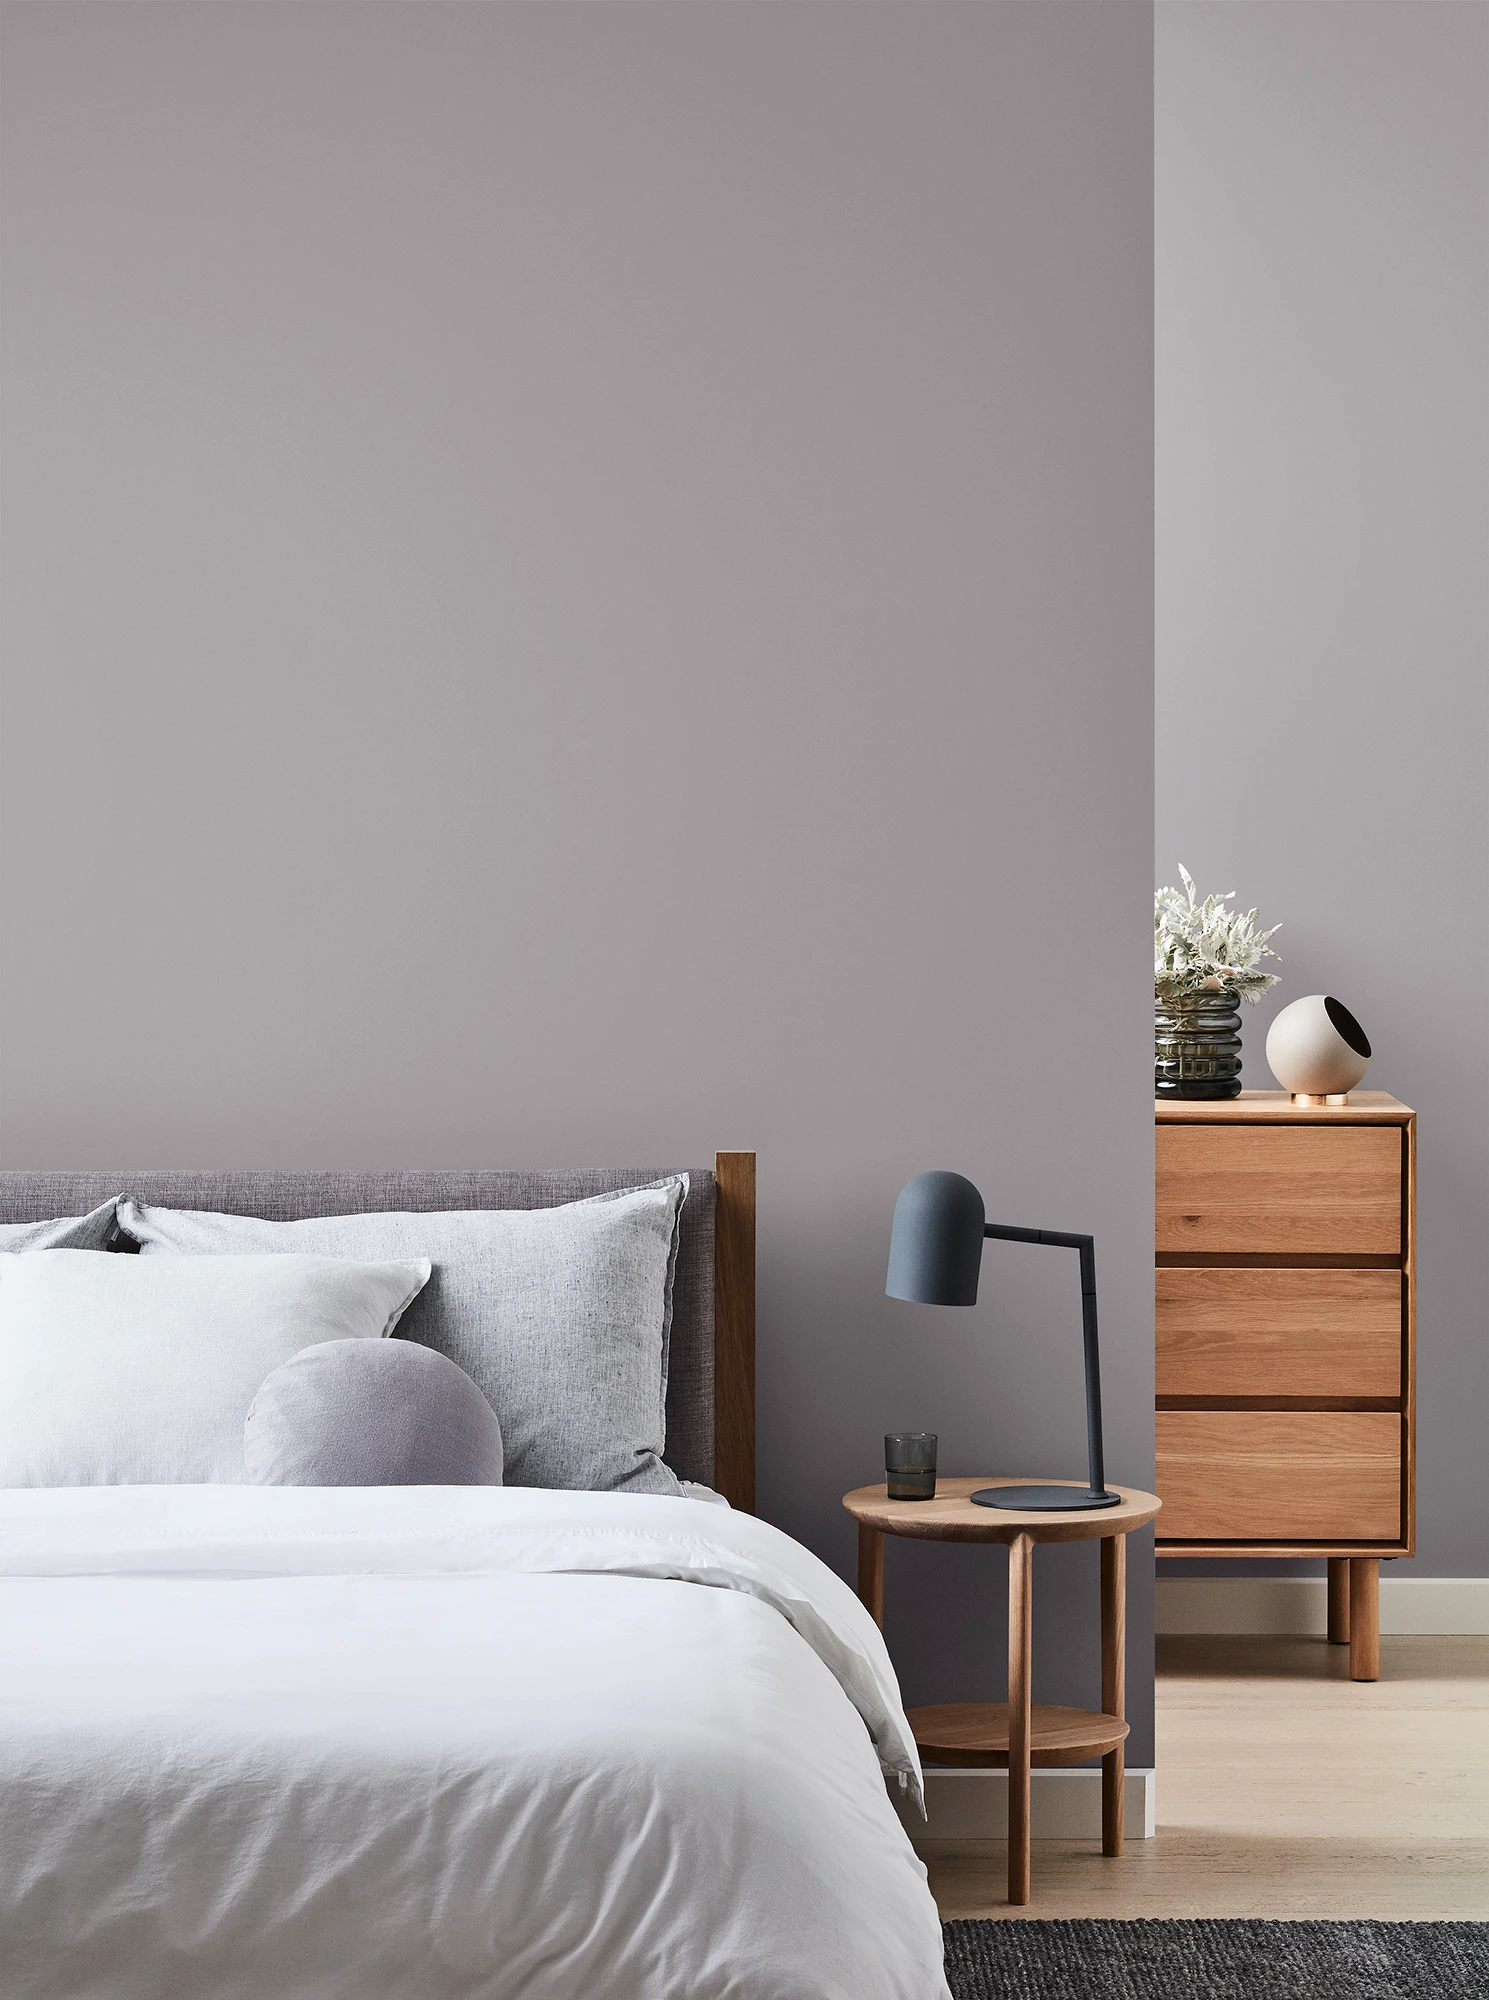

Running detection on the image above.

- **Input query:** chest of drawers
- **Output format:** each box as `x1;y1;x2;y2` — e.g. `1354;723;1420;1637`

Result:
1154;1091;1415;1680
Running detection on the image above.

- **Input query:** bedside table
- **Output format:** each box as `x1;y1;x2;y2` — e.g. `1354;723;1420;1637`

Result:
843;1476;1161;1905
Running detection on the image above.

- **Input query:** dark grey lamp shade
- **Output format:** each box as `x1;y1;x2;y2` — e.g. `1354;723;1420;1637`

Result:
885;1171;986;1307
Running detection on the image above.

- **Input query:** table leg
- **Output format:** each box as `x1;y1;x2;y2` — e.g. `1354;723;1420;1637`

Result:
1328;1558;1351;1645
1100;1533;1126;1858
1007;1531;1033;1906
1349;1558;1379;1681
857;1524;884;1630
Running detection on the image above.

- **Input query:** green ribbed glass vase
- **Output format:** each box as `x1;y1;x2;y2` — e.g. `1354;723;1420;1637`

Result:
1155;987;1243;1100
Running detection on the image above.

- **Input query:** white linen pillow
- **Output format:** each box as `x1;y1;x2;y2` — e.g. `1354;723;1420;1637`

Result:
0;1200;120;1253
0;1250;431;1487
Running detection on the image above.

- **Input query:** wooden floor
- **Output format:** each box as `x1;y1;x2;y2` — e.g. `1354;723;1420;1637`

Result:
923;1634;1489;1922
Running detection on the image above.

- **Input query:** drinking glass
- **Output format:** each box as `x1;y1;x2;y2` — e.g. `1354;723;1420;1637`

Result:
885;1432;937;1501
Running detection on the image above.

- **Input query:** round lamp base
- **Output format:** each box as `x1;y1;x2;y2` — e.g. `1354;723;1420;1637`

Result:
971;1484;1123;1512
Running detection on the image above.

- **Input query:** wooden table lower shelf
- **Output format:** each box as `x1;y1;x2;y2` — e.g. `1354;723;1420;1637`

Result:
909;1702;1130;1767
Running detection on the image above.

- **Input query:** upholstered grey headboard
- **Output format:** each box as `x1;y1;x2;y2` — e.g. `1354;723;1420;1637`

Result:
0;1165;754;1498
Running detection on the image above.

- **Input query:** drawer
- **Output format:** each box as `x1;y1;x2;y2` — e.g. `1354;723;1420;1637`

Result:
1156;1268;1402;1398
1156;1124;1401;1256
1156;1410;1401;1541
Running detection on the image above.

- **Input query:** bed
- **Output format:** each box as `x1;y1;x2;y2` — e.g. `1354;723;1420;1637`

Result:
0;1158;950;2000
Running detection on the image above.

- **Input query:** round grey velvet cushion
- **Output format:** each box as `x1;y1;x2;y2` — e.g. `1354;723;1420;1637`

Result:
245;1339;504;1487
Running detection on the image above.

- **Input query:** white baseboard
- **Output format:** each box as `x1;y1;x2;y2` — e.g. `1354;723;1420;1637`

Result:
897;1767;1155;1843
1157;1575;1489;1636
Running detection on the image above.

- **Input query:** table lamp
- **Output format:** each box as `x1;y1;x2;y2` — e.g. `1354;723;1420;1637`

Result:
885;1169;1120;1511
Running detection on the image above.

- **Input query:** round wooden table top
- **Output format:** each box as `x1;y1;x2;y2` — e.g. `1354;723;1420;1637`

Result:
843;1476;1161;1543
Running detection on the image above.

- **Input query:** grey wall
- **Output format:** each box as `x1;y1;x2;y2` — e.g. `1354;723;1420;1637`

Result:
2;2;1156;1752
1157;1;1489;1579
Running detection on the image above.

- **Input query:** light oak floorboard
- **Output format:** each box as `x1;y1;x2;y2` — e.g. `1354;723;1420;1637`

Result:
921;1634;1489;1922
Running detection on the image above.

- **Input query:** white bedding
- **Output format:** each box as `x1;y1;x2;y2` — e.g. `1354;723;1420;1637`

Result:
0;1485;950;2000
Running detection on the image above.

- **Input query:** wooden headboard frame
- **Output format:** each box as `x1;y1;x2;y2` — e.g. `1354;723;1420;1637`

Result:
713;1151;756;1514
0;1153;757;1511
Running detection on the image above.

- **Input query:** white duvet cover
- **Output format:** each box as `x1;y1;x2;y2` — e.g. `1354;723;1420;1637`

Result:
0;1486;950;2000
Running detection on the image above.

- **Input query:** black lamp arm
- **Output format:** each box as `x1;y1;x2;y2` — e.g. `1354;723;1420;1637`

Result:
983;1223;1109;1500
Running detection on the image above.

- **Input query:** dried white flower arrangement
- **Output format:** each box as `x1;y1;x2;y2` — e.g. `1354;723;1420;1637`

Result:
1155;865;1281;1004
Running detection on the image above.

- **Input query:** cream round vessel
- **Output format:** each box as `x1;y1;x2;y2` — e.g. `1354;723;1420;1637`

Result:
1265;994;1371;1102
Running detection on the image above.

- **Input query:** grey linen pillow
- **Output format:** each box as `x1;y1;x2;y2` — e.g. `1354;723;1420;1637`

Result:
117;1178;688;1495
0;1199;119;1252
246;1339;504;1487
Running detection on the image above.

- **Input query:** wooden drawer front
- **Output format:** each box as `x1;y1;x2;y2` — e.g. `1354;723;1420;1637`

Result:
1157;1411;1401;1541
1156;1125;1401;1256
1156;1268;1402;1398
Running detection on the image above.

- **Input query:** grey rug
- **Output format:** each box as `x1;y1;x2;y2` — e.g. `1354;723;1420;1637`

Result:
942;1919;1489;1998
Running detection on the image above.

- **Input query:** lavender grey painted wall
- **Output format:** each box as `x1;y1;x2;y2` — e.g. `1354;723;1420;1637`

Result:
2;2;1156;1750
1157;1;1489;1580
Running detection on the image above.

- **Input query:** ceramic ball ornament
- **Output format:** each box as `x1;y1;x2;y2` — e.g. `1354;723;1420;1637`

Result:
1265;994;1372;1103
